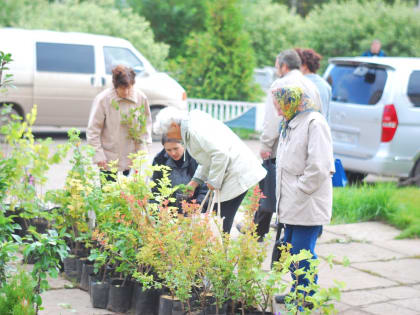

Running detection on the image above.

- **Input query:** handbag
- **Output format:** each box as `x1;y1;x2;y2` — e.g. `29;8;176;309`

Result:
332;158;348;187
198;190;224;242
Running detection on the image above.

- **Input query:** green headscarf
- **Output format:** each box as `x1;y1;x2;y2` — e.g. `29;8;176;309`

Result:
272;86;321;138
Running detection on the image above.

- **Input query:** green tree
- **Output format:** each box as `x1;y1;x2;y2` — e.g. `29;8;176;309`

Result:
241;0;304;67
171;0;262;101
1;0;168;69
301;0;420;65
126;0;209;59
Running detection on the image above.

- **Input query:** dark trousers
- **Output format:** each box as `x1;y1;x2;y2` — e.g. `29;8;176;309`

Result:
254;210;273;238
100;169;130;183
220;191;247;234
283;224;322;292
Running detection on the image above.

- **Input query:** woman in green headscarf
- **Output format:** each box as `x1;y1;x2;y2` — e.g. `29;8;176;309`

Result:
271;86;335;306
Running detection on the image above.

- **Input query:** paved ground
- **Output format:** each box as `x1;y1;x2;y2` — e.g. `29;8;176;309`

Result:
37;220;420;315
14;134;416;314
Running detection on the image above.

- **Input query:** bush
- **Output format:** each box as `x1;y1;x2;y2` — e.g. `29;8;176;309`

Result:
301;0;420;69
170;0;263;101
3;0;169;69
0;270;36;315
241;0;304;68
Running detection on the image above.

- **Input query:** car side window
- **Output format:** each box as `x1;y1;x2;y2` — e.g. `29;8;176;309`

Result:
407;71;420;107
327;65;387;105
103;46;144;75
36;42;95;74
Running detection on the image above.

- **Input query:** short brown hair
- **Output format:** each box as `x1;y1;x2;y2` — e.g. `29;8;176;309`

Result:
112;64;135;88
295;48;322;73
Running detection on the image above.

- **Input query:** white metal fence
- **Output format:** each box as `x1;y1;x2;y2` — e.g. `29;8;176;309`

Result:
187;98;259;123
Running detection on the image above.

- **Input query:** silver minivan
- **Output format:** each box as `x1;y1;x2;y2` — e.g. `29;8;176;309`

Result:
0;28;187;129
324;57;420;185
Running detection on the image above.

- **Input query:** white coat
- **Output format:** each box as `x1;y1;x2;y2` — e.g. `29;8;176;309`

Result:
276;111;335;226
181;110;267;202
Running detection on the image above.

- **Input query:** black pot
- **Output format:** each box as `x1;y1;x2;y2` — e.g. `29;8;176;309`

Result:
76;257;86;283
63;256;78;279
130;281;161;315
90;280;110;309
107;278;133;313
80;261;95;291
29;217;49;234
159;295;178;315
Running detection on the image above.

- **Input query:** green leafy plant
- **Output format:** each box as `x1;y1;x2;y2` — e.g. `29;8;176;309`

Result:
0;269;36;315
111;100;148;143
23;228;69;315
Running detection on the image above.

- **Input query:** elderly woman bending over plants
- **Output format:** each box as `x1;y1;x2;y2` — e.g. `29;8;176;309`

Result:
153;107;266;233
271;86;335;305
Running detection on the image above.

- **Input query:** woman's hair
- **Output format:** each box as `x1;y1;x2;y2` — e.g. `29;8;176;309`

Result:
112;64;136;88
161;134;182;146
153;107;188;135
295;48;322;73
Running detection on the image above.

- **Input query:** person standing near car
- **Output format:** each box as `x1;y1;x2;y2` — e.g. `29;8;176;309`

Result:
238;50;322;243
295;48;332;121
271;86;334;305
362;39;386;57
87;64;152;181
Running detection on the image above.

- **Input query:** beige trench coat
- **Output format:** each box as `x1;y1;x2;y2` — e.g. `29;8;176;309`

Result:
87;88;152;171
276;111;335;226
260;69;323;158
181;110;267;202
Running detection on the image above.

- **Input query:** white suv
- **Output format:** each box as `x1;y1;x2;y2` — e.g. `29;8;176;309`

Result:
323;57;420;185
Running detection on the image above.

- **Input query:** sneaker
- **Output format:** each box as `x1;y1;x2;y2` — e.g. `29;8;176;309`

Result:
274;294;287;304
236;223;245;234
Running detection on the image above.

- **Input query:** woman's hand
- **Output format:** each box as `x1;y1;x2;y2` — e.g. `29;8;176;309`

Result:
187;180;199;197
97;160;107;170
206;183;215;190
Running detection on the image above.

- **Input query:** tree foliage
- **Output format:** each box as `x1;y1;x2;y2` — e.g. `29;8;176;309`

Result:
171;0;263;101
126;0;209;59
1;0;169;69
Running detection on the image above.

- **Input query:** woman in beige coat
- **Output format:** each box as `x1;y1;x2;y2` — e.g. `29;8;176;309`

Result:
87;65;152;181
272;86;335;306
153;107;266;233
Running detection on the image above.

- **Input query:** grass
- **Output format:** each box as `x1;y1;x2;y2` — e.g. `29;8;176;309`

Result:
230;127;259;140
332;183;420;239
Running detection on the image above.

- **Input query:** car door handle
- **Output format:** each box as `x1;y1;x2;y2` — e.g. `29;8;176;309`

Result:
90;77;95;86
101;77;106;86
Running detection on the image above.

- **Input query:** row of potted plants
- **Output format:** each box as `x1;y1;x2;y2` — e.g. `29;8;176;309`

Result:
0;50;343;315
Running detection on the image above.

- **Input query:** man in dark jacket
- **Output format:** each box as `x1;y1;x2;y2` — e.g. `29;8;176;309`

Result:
151;136;208;211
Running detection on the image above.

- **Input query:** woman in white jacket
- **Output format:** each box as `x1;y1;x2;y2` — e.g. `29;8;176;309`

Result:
272;86;335;305
153;107;266;233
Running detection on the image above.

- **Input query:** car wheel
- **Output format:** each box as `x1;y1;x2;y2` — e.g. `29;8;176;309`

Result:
150;106;164;142
412;160;420;187
345;171;367;185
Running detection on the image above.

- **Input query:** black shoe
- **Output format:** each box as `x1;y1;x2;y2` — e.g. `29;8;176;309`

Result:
274;294;287;304
236;223;245;234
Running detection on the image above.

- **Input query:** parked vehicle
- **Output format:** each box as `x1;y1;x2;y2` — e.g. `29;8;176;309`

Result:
323;57;420;185
0;28;187;132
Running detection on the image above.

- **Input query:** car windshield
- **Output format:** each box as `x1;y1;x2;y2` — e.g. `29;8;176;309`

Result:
327;64;387;105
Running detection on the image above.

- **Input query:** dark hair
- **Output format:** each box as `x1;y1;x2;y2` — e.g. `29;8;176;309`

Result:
295;48;322;73
112;64;136;88
161;134;182;146
276;49;301;71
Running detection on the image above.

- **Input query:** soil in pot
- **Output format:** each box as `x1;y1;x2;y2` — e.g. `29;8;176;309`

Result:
130;281;161;315
107;278;133;313
79;261;95;291
90;280;110;309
